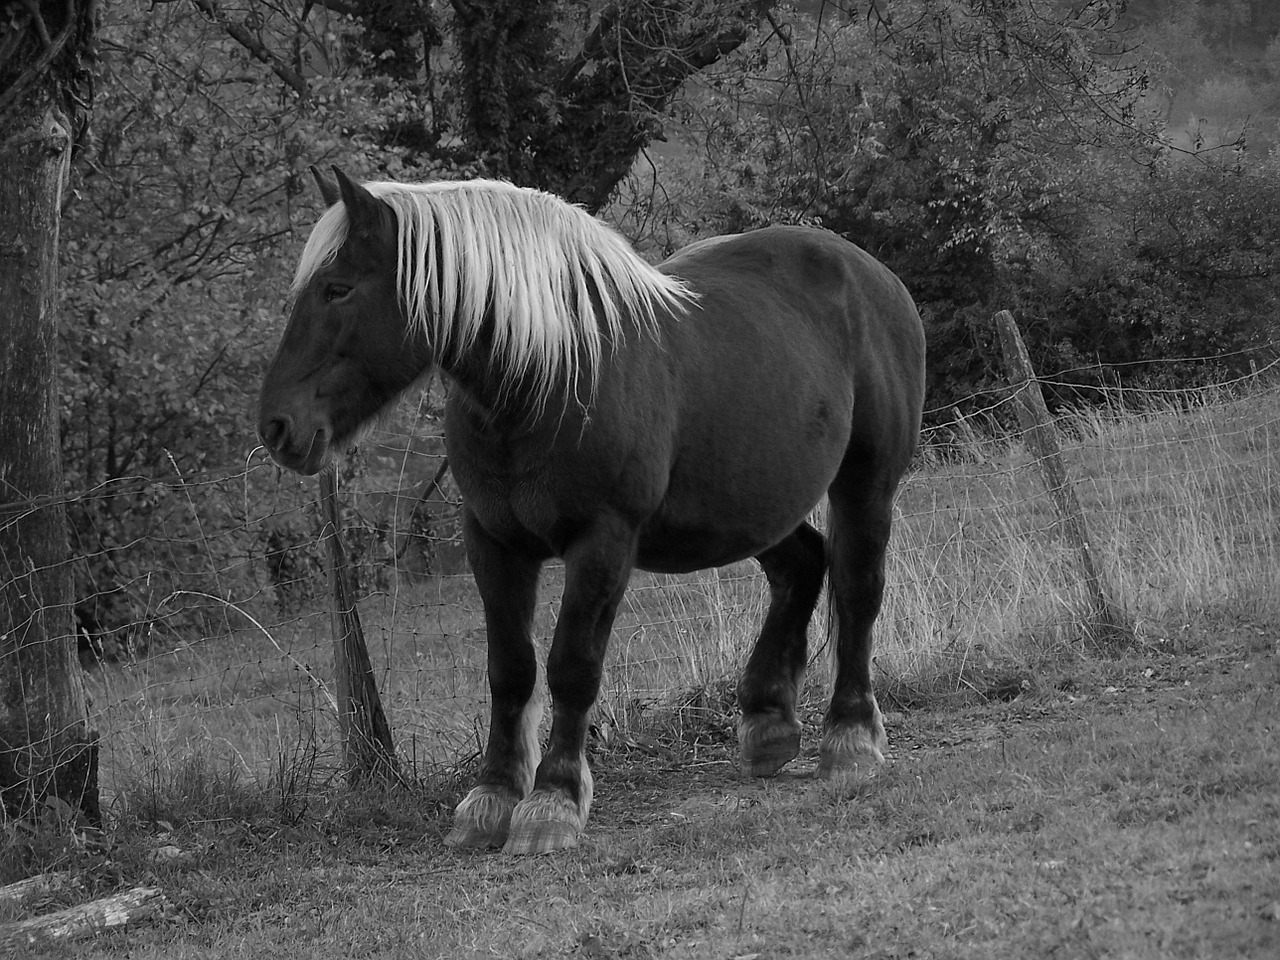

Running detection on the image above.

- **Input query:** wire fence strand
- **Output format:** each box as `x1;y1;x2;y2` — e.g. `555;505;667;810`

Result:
3;360;1278;803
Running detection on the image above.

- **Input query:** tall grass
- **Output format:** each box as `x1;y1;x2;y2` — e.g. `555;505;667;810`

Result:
87;377;1280;807
1074;387;1279;619
886;381;1277;671
88;616;339;822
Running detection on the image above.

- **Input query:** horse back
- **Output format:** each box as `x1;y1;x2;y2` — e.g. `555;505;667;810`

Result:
658;225;925;459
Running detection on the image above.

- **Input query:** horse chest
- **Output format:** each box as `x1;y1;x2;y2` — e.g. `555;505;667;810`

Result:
441;425;567;549
450;441;546;518
447;416;666;558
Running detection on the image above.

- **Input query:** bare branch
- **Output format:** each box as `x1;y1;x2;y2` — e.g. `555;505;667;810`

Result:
187;0;310;100
0;0;82;121
308;0;361;16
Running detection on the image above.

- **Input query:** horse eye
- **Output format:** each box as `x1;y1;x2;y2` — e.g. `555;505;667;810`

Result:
324;284;352;303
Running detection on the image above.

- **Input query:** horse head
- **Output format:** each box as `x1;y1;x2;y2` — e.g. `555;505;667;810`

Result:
258;167;428;475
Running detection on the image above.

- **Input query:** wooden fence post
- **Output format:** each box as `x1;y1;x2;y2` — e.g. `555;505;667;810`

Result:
993;310;1130;645
319;471;401;784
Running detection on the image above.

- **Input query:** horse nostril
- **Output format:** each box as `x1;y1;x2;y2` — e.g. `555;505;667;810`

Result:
261;415;292;452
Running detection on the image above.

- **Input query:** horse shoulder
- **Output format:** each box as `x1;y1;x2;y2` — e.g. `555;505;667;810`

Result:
444;374;678;554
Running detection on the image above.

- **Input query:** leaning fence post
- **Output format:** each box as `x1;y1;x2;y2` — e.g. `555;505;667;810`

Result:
993;310;1129;645
319;470;401;784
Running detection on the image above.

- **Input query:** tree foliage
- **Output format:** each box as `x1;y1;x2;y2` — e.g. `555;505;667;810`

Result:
45;0;1280;640
58;3;369;646
615;0;1277;413
1125;0;1280;151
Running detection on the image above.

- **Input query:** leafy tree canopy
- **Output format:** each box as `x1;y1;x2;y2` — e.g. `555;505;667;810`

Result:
50;0;1280;637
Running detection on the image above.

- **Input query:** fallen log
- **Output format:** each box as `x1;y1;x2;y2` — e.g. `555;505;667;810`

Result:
0;886;166;949
0;872;80;905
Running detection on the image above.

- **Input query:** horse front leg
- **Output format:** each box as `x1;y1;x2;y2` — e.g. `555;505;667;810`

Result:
446;510;544;850
503;517;636;855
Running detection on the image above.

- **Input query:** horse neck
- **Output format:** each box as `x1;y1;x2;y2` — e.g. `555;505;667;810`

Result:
438;337;580;434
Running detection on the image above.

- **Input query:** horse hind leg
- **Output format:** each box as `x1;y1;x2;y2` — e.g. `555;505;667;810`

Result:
818;490;893;778
738;522;826;777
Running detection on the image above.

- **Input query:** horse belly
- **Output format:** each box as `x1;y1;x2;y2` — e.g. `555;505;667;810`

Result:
636;390;850;573
636;523;780;574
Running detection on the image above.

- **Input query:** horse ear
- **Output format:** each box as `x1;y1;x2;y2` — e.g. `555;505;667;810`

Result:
309;165;341;207
333;166;394;238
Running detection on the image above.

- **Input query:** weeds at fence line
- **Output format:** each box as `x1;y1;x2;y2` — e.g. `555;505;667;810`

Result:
2;361;1278;814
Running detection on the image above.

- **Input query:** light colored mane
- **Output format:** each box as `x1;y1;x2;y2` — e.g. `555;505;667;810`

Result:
291;179;697;404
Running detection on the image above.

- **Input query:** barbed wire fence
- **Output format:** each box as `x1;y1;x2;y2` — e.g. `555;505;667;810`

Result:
3;331;1278;807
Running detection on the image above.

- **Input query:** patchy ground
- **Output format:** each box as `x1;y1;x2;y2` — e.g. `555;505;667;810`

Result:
4;609;1278;959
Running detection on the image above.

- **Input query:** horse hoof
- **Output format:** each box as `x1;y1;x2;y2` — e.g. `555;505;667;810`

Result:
503;819;580;855
739;714;801;777
501;790;585;855
445;784;520;849
816;724;886;779
445;823;504;849
814;755;880;781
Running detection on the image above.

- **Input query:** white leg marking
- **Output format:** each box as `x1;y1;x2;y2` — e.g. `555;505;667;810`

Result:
577;748;594;823
446;784;521;848
513;686;545;797
503;750;593;855
817;698;887;778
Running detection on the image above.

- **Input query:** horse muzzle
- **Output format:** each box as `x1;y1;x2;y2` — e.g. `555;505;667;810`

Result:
259;411;333;476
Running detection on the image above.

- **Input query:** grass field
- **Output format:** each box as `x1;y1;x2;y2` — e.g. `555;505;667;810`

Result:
3;380;1278;957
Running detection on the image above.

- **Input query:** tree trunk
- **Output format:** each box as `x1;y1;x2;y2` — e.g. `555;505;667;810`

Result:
450;0;777;212
0;14;100;823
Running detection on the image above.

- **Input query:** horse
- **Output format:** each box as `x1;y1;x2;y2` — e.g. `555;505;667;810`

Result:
258;167;925;854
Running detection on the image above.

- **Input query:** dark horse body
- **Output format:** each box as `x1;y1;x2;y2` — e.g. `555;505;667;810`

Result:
259;169;925;854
